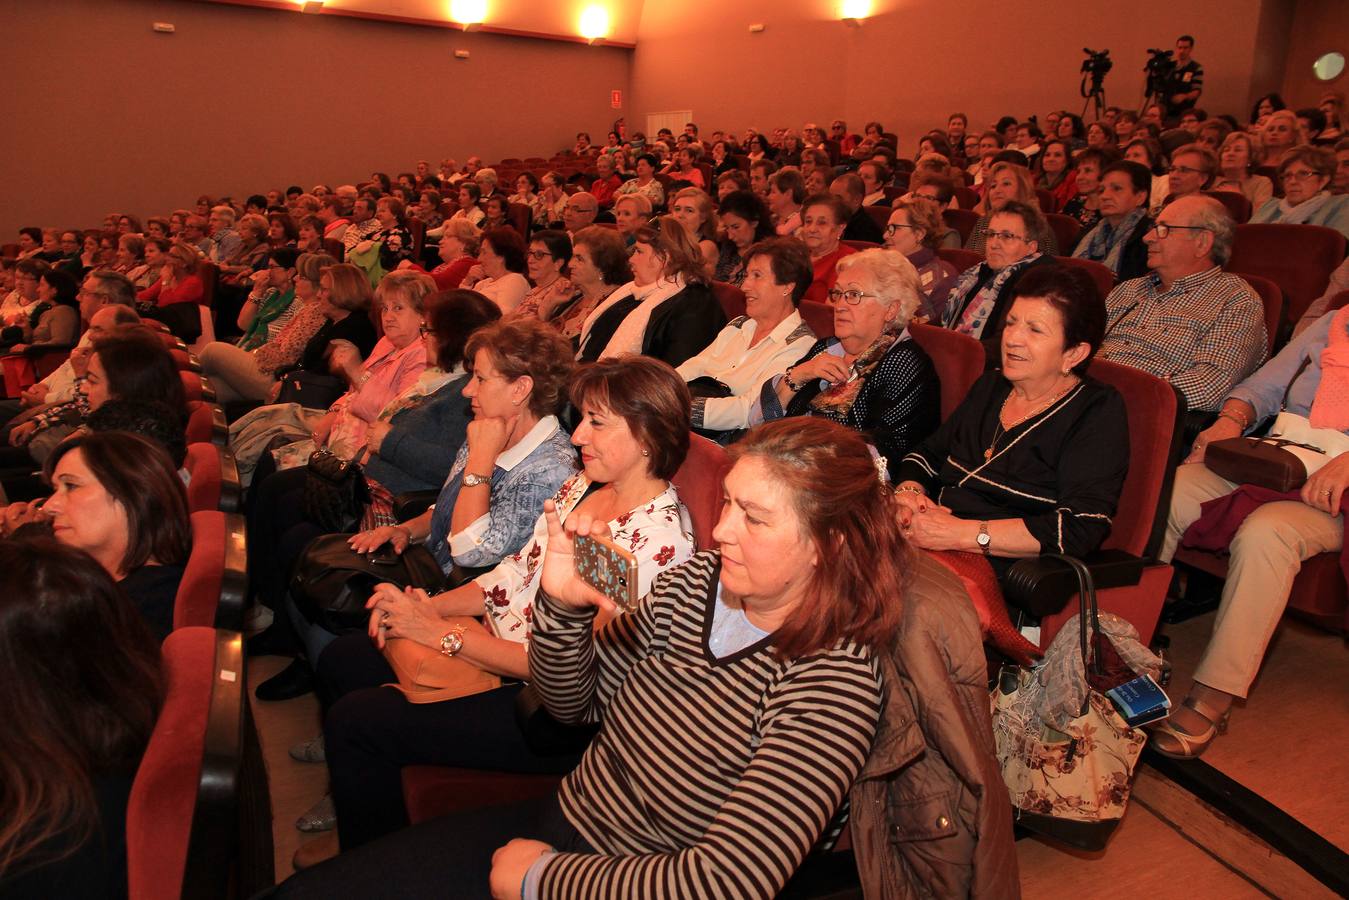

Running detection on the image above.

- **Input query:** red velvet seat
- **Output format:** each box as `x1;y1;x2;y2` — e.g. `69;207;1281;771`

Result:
506;202;533;241
942;208;981;245
1228;223;1346;332
864;205;891;233
403;435;733;825
1204;190;1253;224
936;246;983;274
1235;272;1284;354
799;299;834;338
183;442;222;513
908;322;985;420
323;237;345;261
1014;359;1183;648
0;347;71;397
408;217;426;260
1035;189;1056;214
174;510;247;631
953;187;979;210
842;239;880;252
185;400;228;447
710;280;747;321
128;628;249;900
1045;213;1083;254
1053;256;1116;301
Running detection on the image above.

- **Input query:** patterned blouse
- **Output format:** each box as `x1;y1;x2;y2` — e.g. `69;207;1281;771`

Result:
474;474;694;644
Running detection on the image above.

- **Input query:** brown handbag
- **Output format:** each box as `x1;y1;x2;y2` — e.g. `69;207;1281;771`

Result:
381;616;502;704
1203;436;1315;493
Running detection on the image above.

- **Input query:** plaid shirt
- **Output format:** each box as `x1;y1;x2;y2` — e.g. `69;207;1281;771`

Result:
1098;266;1267;412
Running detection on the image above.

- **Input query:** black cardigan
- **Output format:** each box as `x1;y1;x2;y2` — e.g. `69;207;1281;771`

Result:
579;283;726;369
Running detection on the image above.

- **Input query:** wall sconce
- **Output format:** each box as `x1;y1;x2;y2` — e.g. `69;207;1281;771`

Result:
578;5;610;44
839;0;871;26
449;0;487;29
300;0;323;12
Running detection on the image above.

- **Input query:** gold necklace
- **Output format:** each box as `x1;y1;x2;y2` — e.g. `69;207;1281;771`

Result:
983;378;1078;461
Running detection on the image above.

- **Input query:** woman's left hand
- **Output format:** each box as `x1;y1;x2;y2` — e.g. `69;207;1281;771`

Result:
367;583;445;649
1301;453;1349;515
903;505;975;552
354;240;374;254
489;839;553;900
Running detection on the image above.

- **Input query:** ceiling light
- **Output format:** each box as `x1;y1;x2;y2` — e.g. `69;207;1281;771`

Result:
578;5;610;44
449;0;487;27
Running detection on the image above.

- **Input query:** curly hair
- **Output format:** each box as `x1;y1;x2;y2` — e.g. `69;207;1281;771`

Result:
465;317;575;418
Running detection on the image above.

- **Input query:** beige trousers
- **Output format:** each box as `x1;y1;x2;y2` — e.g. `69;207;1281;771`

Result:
199;342;276;405
1161;463;1344;698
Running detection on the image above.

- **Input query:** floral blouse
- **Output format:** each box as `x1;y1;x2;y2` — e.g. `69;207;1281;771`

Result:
474;474;694;644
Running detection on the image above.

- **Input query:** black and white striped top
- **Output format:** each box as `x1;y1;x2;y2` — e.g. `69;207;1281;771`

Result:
529;551;883;899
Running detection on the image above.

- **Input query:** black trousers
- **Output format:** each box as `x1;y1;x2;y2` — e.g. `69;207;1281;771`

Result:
317;633;584;850
270;791;591;899
246;461;327;611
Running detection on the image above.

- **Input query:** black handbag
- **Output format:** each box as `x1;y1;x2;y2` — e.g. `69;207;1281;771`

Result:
290;536;448;633
304;447;369;533
277;370;347;409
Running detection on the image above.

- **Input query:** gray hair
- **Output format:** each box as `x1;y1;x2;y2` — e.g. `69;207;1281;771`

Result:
88;271;137;307
475;167;499;187
834;248;922;330
1188;196;1235;265
209;204;237;225
375;269;437;313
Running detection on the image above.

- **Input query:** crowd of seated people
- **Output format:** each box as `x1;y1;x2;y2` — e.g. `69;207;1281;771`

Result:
4;80;1349;897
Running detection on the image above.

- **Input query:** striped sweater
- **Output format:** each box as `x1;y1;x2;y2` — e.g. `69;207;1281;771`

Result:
529;551;883;899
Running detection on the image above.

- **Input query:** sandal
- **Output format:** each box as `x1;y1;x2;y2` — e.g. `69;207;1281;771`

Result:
1148;695;1231;760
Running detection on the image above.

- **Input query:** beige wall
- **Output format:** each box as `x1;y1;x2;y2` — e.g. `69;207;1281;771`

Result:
1281;0;1349;110
631;0;1275;148
0;0;632;236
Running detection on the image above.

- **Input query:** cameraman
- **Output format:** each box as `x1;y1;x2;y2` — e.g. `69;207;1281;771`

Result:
1162;35;1204;123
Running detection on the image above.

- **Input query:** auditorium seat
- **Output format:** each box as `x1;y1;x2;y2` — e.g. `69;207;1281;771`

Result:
408;217;426;260
1227;223;1346;335
186;400;228;447
1235;272;1284;354
936;246;983;273
1045;213;1083;254
841;239;879;252
1003;359;1185;649
323;238;345;261
953;187;979;210
174;509;248;631
1054;256;1116;301
180;371;215;403
1035;189;1056;213
0;345;72;398
942;208;980;244
908;322;984;420
127;627;259;900
799;299;834;338
864;204;891;233
670;433;731;551
183;442;242;514
506;202;533;240
710;280;747;320
1204;189;1253;224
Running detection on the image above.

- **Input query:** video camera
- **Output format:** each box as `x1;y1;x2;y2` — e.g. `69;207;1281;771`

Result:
1144;47;1176;97
1081;48;1112;97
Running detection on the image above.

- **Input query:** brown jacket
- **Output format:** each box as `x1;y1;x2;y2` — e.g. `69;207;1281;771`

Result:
849;551;1021;899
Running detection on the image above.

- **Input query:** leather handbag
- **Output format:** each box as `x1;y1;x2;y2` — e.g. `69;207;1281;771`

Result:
382;618;502;704
304;446;369;533
290;536;447;633
277;370;347;409
990;555;1148;852
1203;436;1316;492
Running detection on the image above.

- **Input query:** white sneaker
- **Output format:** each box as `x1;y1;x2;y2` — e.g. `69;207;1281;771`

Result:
289;735;326;763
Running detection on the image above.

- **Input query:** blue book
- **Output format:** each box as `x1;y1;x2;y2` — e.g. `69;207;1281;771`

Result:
1106;674;1172;727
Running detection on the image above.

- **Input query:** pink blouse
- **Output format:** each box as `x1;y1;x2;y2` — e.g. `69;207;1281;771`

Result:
326;336;427;456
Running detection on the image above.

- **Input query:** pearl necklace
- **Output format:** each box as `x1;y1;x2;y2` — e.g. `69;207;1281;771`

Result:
983;378;1079;461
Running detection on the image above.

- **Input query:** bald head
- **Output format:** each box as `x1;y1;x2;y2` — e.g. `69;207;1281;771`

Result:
564;192;599;232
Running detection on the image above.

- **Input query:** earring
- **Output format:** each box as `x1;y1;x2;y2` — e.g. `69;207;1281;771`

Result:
641;449;649;457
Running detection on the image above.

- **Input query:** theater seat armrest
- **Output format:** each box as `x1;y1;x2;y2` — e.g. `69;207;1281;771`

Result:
1003;549;1145;618
392;490;440;523
21;343;75;358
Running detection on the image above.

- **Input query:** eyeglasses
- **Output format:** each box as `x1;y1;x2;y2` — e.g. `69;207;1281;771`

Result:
526;250;554;261
884;223;920;236
827;288;882;305
418;324;431;336
1148;222;1210;239
1281;169;1321;182
985;230;1028;242
1168;165;1204;176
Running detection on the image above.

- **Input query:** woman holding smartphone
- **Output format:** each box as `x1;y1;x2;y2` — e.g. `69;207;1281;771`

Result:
292;356;695;863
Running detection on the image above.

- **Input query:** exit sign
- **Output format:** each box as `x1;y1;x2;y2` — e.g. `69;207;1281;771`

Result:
611;90;622;109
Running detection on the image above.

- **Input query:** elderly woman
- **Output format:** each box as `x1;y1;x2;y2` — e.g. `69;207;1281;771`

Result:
1155;307;1349;758
277;357;696;859
1250;145;1349;239
669;187;719;274
235;248;299;352
799;193;858;304
351;197;413;270
508;172;540;210
112;232;146;280
758;248;939;479
218;213;272;285
531;172;569;229
462;227;530;313
677;237;817;439
712;190;774;286
1211;131;1275;209
885;198;960;322
768;168;806;236
1071;160;1154;281
967;162;1058;255
452;182;486;227
513;230;573;321
943;201;1054;359
1165;144;1219;204
1059;148;1114;232
547;225;631;345
589;154;622;209
578;217;725;368
404;218;480;291
896;265;1128;655
1124;138;1171;216
135;240;206;340
201;252;342;404
1259;110;1299;166
274;407;924;895
614;153;666;210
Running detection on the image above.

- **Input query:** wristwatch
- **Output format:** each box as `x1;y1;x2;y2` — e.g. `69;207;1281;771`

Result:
439;625;468;657
462;471;491;488
784;366;806;392
976;521;992;556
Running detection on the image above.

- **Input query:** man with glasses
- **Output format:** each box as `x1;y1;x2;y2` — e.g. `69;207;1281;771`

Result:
562;192;600;237
0;259;46;327
1098;195;1265;413
830;120;858;156
208;205;243;265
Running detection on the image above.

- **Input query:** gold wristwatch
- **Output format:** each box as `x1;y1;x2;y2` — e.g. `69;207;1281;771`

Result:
439;625;468;657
